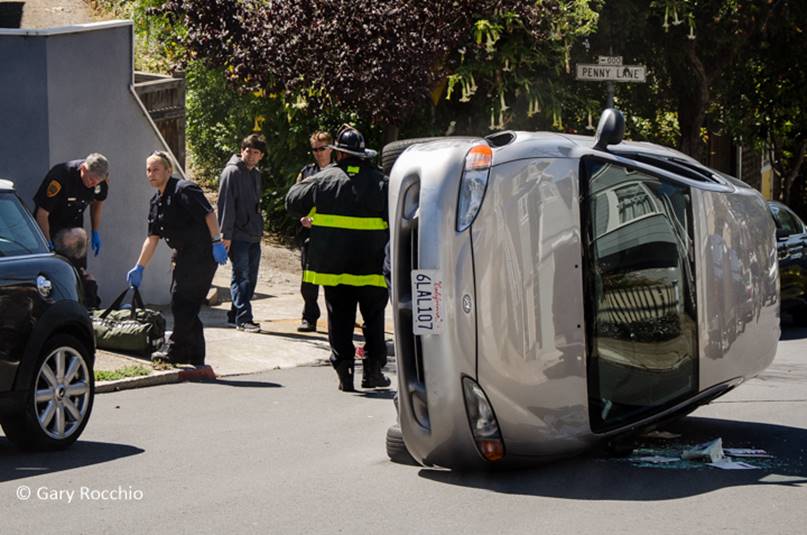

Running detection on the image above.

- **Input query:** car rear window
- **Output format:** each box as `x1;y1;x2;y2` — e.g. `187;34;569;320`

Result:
0;192;48;256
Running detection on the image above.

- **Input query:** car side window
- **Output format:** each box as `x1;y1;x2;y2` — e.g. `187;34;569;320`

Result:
0;193;48;257
777;205;805;236
582;158;698;432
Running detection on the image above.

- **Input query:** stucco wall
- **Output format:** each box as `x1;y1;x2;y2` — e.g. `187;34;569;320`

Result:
0;21;176;305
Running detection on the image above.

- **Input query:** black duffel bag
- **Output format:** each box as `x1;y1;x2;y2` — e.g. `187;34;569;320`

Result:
92;287;166;358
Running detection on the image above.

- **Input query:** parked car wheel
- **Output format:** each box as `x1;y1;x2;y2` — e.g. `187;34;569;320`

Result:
1;334;94;450
386;424;419;465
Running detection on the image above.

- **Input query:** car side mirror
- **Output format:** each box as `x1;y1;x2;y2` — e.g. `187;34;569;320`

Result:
593;108;625;151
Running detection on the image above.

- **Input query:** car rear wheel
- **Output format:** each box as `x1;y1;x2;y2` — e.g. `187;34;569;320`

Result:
1;334;94;450
386;424;419;465
381;137;443;175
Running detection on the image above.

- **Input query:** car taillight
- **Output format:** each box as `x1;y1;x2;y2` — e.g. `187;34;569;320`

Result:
462;376;505;462
456;144;492;232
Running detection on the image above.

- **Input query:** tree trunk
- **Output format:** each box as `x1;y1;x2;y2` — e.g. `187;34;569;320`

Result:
671;42;710;163
782;138;807;205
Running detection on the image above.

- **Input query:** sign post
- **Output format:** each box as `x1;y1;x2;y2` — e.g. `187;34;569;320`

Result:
576;56;647;107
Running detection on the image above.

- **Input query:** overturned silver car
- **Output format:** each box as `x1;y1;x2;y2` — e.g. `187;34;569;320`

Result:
386;110;779;469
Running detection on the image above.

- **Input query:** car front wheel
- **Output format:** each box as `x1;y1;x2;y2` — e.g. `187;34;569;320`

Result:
1;334;94;450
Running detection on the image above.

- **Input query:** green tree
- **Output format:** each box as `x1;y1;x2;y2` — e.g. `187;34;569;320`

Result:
154;0;599;141
716;0;806;206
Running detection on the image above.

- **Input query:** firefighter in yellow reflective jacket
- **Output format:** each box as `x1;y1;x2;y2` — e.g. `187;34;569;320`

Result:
286;126;390;392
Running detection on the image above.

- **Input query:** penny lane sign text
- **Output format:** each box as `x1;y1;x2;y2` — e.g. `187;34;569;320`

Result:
576;56;647;83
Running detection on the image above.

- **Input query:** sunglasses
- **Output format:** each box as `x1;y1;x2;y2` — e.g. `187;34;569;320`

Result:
311;147;329;153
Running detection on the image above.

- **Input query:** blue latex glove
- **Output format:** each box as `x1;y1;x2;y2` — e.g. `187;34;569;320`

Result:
127;264;144;288
91;230;101;256
212;241;228;265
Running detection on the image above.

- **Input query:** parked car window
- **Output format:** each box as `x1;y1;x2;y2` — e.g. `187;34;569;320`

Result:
583;159;698;432
771;204;805;236
0;192;48;257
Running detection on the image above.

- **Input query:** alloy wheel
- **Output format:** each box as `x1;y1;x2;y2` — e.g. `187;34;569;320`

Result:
33;345;91;440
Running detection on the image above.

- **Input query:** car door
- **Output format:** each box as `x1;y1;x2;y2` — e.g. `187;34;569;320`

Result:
0;191;51;390
581;158;699;433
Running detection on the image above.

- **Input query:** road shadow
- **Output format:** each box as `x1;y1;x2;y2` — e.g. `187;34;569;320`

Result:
355;389;396;400
418;416;807;500
198;378;283;388
780;325;807;341
0;440;144;483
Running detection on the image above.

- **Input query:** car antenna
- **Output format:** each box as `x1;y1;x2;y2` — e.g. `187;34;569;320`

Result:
593;108;625;151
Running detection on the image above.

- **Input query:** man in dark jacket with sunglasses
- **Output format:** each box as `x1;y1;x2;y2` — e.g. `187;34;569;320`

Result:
294;130;334;333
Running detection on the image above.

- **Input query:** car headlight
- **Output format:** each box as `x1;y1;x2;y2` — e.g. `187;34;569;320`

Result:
462;376;505;462
456;144;493;232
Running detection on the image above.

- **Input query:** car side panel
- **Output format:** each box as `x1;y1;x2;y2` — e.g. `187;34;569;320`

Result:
0;255;73;391
694;187;780;389
473;158;593;457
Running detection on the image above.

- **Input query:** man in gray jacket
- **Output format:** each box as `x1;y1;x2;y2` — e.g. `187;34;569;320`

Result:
217;134;266;332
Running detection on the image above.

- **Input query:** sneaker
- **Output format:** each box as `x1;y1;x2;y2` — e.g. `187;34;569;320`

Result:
226;312;237;327
237;321;261;333
297;319;316;332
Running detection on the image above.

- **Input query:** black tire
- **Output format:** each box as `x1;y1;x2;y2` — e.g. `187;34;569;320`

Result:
386;424;419;465
1;334;94;450
381;137;443;176
795;304;807;327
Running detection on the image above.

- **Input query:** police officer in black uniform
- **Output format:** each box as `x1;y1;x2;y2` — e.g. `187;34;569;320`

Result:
126;151;228;366
294;130;334;332
33;153;110;266
286;126;390;392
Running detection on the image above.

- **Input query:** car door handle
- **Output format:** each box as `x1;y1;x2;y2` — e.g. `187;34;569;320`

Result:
36;275;53;298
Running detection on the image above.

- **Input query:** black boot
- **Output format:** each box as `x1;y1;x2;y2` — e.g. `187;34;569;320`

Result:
361;362;391;389
334;361;355;392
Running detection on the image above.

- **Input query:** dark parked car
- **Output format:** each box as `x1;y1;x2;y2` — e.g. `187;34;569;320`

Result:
769;201;807;325
0;179;95;449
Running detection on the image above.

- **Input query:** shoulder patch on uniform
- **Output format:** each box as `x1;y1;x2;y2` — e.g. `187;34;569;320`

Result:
46;180;62;198
94;185;102;194
347;166;360;175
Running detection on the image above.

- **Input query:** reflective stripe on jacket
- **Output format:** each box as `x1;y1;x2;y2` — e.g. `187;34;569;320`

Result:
285;158;388;287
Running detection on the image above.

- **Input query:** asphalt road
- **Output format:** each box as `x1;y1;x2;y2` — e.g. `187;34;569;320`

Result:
2;328;806;534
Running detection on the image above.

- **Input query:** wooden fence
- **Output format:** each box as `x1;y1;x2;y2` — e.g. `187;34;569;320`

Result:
134;71;186;171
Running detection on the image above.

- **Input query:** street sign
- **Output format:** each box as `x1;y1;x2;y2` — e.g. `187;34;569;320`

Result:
576;64;646;83
598;56;623;66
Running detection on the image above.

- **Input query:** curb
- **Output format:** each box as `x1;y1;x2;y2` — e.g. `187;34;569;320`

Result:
96;365;216;394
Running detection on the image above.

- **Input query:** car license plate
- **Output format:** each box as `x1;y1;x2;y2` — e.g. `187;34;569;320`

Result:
411;270;444;335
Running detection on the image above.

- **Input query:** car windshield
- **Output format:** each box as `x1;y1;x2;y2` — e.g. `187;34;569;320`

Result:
0;192;48;256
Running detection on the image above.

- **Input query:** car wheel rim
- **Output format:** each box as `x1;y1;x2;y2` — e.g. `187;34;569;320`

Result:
34;346;91;440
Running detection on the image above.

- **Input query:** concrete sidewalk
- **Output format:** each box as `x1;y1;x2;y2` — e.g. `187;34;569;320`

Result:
96;243;395;392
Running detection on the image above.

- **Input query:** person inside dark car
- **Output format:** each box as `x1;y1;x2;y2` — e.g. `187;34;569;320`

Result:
53;227;101;308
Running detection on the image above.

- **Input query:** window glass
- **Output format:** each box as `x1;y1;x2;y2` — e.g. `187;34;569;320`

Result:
772;205;804;236
583;159;698;432
0;193;48;257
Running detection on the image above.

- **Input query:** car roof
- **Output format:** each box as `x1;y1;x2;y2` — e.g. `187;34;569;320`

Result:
0;179;15;191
